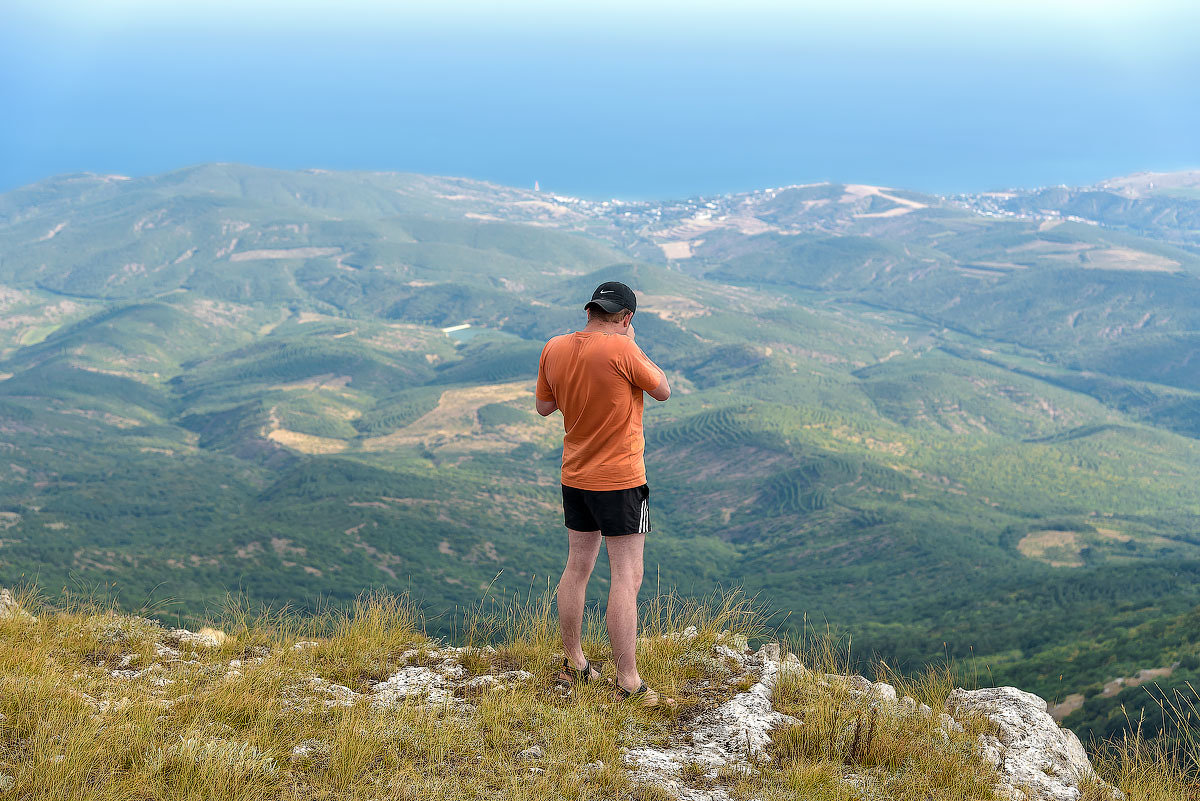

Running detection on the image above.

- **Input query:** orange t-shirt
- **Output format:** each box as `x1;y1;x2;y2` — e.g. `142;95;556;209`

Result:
536;331;664;491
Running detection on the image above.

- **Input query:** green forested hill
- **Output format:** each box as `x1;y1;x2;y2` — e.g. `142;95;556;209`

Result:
1;164;1198;739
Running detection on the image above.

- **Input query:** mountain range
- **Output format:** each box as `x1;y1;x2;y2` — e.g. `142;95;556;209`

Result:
1;164;1198;738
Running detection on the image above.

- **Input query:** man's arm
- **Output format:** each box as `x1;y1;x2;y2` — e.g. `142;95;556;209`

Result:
646;371;670;402
535;339;558;415
622;335;671;402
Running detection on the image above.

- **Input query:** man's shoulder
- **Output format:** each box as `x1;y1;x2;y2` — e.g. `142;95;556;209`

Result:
543;332;575;352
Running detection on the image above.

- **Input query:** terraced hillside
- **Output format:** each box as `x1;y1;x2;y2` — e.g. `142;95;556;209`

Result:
1;165;1198;738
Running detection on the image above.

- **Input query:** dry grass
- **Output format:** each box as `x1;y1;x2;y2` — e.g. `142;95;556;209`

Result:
2;585;1196;801
748;628;1000;801
1084;686;1200;801
0;585;762;800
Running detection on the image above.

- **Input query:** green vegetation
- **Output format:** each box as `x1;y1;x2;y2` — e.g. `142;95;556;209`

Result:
1;164;1199;746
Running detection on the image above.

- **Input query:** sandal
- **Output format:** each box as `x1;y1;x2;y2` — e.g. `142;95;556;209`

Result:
555;657;602;693
614;680;677;710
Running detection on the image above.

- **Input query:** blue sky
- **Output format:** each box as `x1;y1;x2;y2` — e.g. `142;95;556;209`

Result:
2;1;1197;198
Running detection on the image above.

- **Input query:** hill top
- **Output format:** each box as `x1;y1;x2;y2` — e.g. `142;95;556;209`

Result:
0;587;1168;801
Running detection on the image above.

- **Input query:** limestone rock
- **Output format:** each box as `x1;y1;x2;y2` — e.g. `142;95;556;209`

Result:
871;681;898;703
372;659;467;708
826;673;874;693
624;640;802;801
579;760;605;775
518;745;544;761
939;712;964;734
305;676;359;707
945;687;1117;801
665;625;700;642
291;738;331;766
166;628;225;649
460;670;533;695
717;630;750;652
0;589;34;622
713;644;748;672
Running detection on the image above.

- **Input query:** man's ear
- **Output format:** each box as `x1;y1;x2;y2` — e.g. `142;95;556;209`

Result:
624;311;634;326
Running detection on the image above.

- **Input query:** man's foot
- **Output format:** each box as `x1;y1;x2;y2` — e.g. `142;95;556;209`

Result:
555;657;602;694
613;680;677;710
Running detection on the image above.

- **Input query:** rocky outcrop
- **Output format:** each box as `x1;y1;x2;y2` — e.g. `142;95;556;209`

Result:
0;588;1118;801
624;637;803;801
945;687;1119;801
623;637;1114;801
370;646;533;708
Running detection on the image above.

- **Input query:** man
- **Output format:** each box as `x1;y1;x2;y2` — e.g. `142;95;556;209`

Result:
535;280;674;708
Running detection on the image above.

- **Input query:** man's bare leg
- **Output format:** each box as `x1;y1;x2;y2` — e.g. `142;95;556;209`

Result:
605;532;646;691
558;528;602;672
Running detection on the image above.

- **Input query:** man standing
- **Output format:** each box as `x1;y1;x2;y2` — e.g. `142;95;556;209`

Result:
535;280;674;708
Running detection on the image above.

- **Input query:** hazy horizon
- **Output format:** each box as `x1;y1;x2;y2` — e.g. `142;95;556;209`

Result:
3;0;1198;199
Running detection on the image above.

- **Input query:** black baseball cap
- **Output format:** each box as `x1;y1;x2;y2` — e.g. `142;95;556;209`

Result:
585;281;637;314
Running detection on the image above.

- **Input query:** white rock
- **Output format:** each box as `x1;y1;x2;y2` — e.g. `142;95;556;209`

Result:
155;695;191;710
154;643;181;660
872;682;898;703
978;733;1004;768
945;687;1116;801
291;738;330;763
625;640;800;800
167;628;224;649
939;712;964;734
666;626;700;642
518;745;544;761
371;660;467;708
293;641;320;650
111;665;162;681
306;676;359;707
713;644;748;672
461;670;533;693
0;589;34;622
717;630;750;652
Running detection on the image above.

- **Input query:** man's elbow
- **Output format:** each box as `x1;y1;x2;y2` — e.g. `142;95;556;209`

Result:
535;399;557;416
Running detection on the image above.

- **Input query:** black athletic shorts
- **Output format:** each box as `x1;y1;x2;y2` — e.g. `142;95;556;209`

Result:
561;483;651;537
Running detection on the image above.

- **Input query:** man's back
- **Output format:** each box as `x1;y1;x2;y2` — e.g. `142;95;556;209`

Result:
540;280;676;709
536;331;663;491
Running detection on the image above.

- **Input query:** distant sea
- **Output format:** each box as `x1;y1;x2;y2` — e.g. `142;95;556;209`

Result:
2;12;1198;199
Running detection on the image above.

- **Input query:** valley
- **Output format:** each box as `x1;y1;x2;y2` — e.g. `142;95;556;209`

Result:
1;164;1198;740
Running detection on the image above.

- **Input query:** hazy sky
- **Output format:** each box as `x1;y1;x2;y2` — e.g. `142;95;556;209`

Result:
2;0;1197;198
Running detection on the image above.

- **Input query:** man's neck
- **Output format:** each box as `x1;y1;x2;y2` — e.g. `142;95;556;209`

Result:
582;321;626;335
